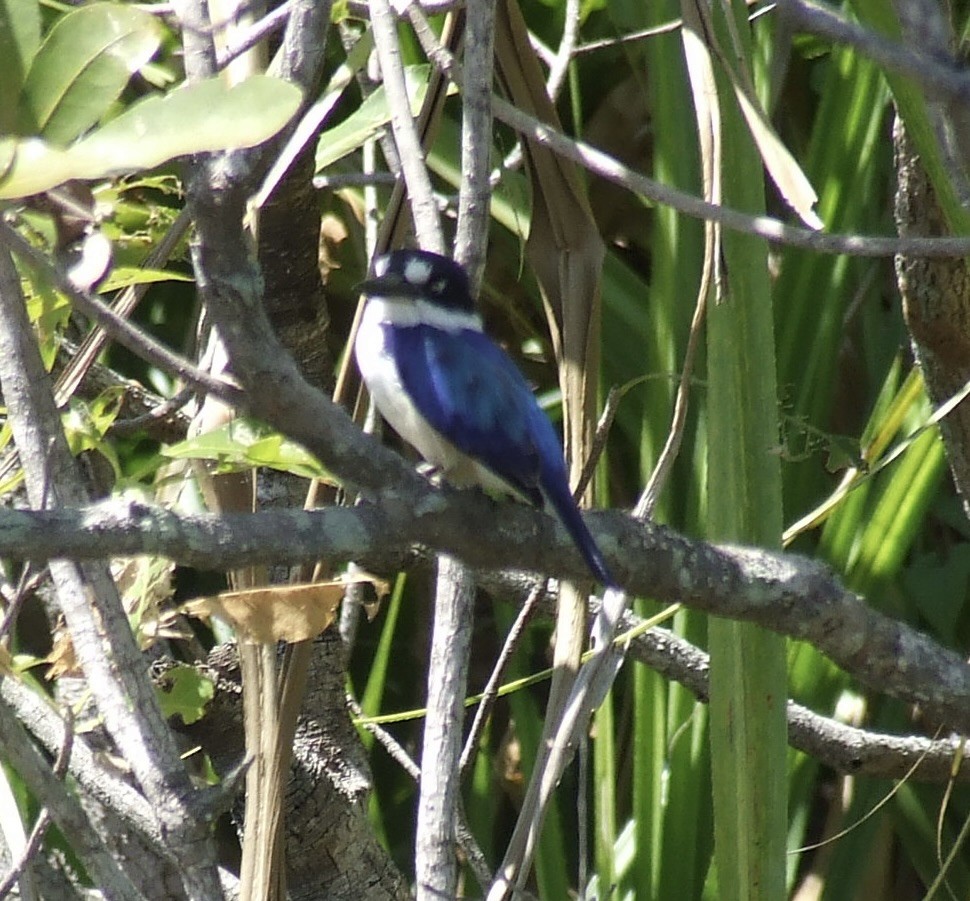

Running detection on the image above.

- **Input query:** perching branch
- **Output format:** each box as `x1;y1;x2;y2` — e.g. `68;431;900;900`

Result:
2;491;970;735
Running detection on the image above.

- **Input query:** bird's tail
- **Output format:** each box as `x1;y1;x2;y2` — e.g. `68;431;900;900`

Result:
541;477;618;590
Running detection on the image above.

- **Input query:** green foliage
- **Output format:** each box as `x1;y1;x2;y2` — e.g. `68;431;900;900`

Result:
163;418;334;482
18;4;162;141
315;64;446;173
4;0;970;897
1;75;303;198
157;663;215;725
0;0;303;198
63;387;124;480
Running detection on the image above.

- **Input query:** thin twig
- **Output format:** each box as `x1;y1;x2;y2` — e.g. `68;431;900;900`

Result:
459;581;544;773
0;222;243;406
573;386;624;501
406;11;970;257
782;0;970;104
216;0;296;68
349;697;496;892
370;0;444;253
544;0;580;102
108;387;195;436
0;564;43;643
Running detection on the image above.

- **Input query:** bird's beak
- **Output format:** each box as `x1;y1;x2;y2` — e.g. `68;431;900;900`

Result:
355;272;420;298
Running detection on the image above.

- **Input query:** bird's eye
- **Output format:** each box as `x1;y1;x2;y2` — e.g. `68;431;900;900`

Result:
431;278;447;295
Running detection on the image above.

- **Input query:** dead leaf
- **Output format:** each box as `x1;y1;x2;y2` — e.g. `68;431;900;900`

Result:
45;629;80;680
731;82;823;230
184;582;344;643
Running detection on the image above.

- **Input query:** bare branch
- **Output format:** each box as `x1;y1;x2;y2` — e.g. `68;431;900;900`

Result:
2;493;970;734
781;0;970;106
0;678;165;845
453;1;496;285
0;692;144;900
0;247;223;898
412;5;497;895
615;616;970;784
370;0;444;252
408;13;970;257
0;704;72;899
414;556;475;900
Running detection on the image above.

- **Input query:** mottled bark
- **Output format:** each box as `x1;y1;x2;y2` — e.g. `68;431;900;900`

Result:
180;634;408;900
894;116;970;516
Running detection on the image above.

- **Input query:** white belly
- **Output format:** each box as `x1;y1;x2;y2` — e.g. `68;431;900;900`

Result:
355;302;517;495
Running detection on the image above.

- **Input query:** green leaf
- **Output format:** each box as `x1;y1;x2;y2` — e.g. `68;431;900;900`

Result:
0;75;303;199
63;388;124;480
20;3;163;142
157;663;214;725
244;434;330;481
0;0;40;132
315;64;442;172
97;266;193;293
162;417;332;482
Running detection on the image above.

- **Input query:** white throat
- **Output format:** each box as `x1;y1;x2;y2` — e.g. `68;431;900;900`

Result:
362;297;483;333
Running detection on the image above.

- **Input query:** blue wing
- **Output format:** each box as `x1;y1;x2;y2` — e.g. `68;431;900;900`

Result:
389;324;616;588
390;324;555;505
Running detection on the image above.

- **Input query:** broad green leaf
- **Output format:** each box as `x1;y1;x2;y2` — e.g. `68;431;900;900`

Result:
157;663;214;725
0;75;302;199
162;416;331;482
244;434;329;481
63;389;124;480
0;0;40;132
315;65;446;172
20;3;162;143
97;266;192;293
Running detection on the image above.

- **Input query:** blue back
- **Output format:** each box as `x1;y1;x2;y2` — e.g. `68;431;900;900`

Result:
387;322;567;507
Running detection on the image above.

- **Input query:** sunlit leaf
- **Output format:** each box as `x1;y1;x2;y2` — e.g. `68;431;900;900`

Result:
0;0;40;132
162;416;332;482
157;663;214;725
0;76;302;199
185;582;346;644
97;266;193;293
20;3;163;143
315;65;446;172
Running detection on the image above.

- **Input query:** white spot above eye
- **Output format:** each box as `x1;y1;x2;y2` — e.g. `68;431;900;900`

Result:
403;256;434;285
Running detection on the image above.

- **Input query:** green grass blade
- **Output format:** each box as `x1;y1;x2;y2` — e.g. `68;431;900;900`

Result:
706;3;788;898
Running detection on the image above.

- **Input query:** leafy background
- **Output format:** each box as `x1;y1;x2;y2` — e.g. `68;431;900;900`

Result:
1;0;969;898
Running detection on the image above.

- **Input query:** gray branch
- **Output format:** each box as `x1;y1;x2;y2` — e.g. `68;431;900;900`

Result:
1;491;969;735
0;691;145;900
0;678;165;847
617;615;970;784
0;249;223;899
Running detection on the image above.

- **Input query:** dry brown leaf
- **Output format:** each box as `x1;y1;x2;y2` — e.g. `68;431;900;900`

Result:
183;573;391;643
185;582;344;644
494;0;605;479
45;629;80;680
730;82;823;230
683;0;821;230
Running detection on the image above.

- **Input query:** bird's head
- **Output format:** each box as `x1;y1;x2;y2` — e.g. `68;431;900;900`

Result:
357;249;476;314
